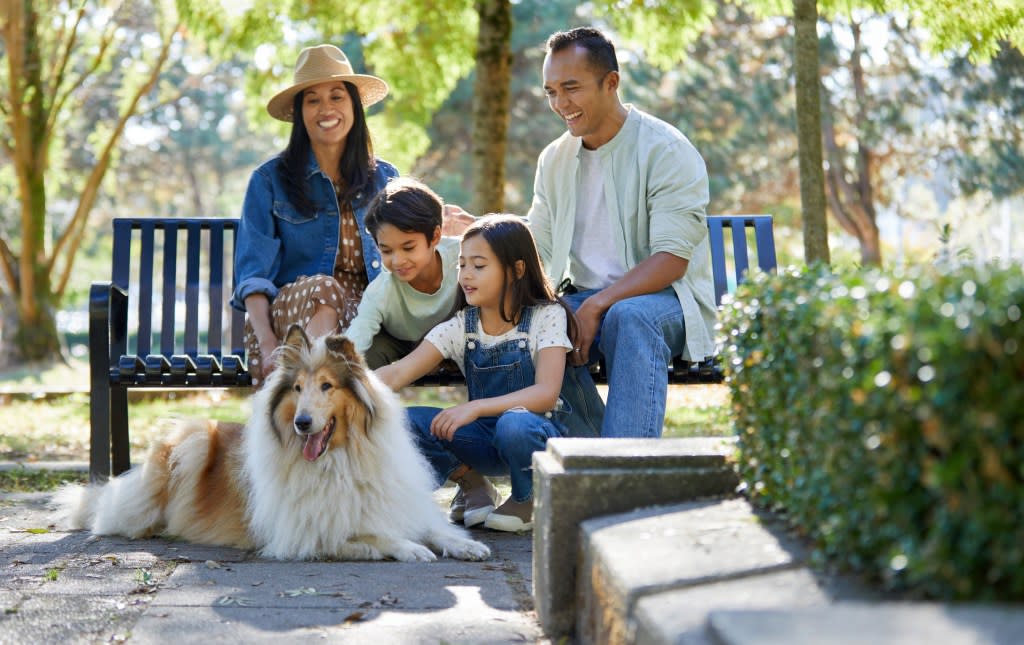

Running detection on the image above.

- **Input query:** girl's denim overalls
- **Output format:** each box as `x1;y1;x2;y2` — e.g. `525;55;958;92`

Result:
406;306;565;502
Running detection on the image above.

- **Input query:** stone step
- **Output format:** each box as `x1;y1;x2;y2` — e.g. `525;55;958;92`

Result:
532;437;740;638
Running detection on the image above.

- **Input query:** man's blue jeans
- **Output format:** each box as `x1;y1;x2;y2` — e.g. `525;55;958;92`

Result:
405;406;562;502
562;288;687;438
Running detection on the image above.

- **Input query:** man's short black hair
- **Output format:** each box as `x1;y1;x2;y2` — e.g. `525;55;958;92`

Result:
364;177;444;242
546;27;619;76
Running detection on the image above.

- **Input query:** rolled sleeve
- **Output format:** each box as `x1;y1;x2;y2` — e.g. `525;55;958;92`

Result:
232;168;283;310
647;140;709;261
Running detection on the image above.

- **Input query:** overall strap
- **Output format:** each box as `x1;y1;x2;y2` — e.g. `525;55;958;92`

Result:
516;305;534;333
463;306;480;339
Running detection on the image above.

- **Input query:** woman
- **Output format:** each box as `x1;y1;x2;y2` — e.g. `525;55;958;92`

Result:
231;44;399;386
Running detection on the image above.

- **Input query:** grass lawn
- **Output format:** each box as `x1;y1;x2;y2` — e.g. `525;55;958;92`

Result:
0;359;733;491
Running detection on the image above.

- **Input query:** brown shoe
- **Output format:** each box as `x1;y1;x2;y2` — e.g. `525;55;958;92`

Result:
448;487;466;523
450;469;498;528
484;497;533;532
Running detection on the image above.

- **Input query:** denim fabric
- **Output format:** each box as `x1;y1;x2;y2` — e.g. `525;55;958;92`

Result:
405;306;564;501
561;288;686;438
231;152;399;311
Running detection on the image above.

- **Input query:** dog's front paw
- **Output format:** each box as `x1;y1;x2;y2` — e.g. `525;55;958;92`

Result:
443;538;491;561
389;540;437;563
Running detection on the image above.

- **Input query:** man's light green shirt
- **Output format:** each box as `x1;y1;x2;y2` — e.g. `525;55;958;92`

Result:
527;105;718;361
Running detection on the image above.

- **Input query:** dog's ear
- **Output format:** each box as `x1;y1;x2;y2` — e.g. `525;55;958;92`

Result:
283;324;309;351
325;335;364;366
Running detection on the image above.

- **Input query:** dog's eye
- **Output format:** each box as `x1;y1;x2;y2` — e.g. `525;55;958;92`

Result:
320;382;332;392
294;384;301;393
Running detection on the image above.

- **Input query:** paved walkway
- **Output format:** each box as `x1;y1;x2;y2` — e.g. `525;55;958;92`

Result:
0;488;547;644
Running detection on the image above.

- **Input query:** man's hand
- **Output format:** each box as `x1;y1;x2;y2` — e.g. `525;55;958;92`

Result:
571;294;606;366
442;204;475;236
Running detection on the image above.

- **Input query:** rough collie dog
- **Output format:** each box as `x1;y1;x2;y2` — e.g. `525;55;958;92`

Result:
57;325;490;562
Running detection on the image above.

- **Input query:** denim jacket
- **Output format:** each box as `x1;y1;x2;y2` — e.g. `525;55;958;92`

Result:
231;152;399;311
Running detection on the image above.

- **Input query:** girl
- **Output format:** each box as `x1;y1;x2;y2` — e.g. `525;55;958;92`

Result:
232;44;398;387
376;215;578;532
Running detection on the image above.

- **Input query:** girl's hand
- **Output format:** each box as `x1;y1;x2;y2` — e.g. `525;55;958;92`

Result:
430;401;482;441
375;364;400;391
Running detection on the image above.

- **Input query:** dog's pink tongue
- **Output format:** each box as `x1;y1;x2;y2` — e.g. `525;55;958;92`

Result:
302;430;328;462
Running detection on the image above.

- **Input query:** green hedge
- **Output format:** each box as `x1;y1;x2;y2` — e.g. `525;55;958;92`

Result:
720;263;1024;599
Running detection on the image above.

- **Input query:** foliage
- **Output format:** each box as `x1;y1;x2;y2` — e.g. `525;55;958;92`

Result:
721;263;1024;598
0;0;181;364
176;0;478;171
0;469;88;493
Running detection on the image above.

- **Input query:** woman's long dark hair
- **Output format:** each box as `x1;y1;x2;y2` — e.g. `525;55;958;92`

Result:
278;81;377;216
456;214;580;345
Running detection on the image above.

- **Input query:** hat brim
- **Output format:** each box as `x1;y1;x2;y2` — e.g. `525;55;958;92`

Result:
266;74;389;122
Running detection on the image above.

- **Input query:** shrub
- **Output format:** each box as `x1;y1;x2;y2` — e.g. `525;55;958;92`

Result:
720;263;1024;599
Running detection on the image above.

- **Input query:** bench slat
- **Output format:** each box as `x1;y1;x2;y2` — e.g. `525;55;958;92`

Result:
184;221;202;357
208;223;226;358
160;225;178;356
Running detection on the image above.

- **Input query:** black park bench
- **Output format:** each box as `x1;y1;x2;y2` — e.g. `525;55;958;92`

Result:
88;215;778;481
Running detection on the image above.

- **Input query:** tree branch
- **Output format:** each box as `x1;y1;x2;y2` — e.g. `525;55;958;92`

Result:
46;19;117;139
0;236;17;297
45;4;87;120
52;25;182;296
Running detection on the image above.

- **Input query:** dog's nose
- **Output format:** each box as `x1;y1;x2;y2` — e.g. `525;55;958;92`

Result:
294;414;313;434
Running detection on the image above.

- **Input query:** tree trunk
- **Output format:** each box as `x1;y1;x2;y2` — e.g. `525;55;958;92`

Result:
470;0;512;215
3;2;65;365
792;0;831;265
820;20;882;267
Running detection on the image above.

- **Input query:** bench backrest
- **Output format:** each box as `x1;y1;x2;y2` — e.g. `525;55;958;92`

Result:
106;214;777;369
109;217;247;363
707;214;777;305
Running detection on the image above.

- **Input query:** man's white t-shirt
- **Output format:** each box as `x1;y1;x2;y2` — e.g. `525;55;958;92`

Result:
569;147;626;290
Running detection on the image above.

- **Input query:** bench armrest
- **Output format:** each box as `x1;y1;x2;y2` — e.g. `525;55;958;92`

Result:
89;281;128;379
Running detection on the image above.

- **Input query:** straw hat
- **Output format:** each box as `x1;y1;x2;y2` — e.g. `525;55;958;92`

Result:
266;44;389;122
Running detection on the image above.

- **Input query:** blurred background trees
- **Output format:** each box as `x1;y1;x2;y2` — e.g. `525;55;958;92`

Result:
1;0;1022;366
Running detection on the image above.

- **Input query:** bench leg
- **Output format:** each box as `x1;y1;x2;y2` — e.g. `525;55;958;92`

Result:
89;379;112;482
111;386;131;476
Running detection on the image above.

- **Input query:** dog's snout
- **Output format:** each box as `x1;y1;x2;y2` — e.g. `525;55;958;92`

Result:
294;413;313;434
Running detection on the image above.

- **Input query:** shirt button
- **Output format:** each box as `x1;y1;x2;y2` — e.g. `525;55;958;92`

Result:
365;227;371;235
518;340;527;348
371;260;380;268
467;341;476;349
545;412;552;419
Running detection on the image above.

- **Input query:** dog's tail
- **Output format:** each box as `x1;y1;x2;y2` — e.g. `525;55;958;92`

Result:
52;457;170;538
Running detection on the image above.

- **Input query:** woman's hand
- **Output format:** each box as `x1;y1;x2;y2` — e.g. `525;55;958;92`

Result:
430;401;482;441
256;332;279;381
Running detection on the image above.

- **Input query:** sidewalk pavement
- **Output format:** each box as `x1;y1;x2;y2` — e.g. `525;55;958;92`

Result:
0;482;546;644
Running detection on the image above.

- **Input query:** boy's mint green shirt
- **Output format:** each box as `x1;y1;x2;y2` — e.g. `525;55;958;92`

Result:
527;106;718;361
346;236;461;354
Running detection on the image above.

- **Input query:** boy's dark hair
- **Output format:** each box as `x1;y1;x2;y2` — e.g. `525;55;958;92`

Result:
279;82;376;216
546;27;618;76
364;177;444;241
457;214;580;344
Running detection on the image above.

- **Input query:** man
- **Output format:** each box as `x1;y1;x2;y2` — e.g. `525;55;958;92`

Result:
528;26;717;438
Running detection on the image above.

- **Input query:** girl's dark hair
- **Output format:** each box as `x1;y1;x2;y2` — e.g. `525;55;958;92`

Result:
364;177;444;241
456;214;580;344
278;81;377;216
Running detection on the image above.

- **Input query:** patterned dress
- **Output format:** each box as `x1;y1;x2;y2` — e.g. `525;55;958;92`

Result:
243;195;369;387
